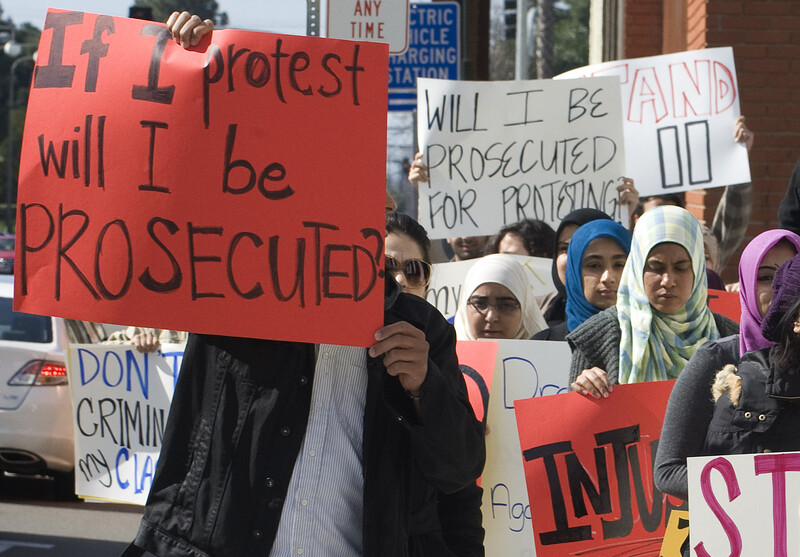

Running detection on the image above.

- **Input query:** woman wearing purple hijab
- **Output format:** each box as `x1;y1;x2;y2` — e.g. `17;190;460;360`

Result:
654;229;800;501
738;230;800;353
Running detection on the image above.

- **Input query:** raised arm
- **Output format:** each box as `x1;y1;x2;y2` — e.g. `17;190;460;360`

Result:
166;11;214;47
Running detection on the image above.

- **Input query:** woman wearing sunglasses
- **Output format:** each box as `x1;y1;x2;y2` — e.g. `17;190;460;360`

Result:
454;254;547;340
385;211;434;297
385;210;485;557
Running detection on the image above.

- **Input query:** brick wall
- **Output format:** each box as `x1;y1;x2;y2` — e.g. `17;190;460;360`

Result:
624;0;663;58
627;0;800;280
703;1;800;279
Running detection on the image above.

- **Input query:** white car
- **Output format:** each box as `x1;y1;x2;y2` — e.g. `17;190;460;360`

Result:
0;276;106;499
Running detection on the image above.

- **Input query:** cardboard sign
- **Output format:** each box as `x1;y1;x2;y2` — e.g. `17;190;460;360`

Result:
15;11;389;347
688;452;800;557
707;289;740;323
456;339;498;424
67;343;185;504
327;0;409;54
515;381;679;557
425;254;554;319
479;339;572;556
416;76;626;238
660;509;690;557
558;48;749;196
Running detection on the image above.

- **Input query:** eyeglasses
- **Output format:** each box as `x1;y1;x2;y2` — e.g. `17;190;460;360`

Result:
467;297;521;315
385;255;432;287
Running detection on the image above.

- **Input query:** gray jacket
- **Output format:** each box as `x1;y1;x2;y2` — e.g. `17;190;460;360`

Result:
566;306;739;385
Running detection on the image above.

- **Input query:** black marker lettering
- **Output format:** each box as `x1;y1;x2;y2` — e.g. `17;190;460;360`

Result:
139;121;170;193
131;25;175;104
188;223;224;300
80;15;114;92
139;217;182;293
57;204;99;301
268;235;305;307
227;232;264;299
94;219;132;300
18;203;55;296
344;44;364;106
34;11;83;89
203;45;224;128
318;53;342;97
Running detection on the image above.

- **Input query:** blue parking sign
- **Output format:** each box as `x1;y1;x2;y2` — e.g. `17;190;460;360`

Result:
388;2;460;112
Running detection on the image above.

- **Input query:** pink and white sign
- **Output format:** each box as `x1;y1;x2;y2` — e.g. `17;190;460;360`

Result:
688;452;800;557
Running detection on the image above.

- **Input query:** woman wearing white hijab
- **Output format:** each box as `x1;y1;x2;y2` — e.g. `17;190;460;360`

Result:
454;254;547;340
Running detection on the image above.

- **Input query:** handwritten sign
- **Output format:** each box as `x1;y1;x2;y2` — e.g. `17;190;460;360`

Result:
426;254;554;319
67;343;185;504
16;11;388;347
707;288;740;323
456;339;498;424
558;47;749;196
660;509;690;557
688;451;800;557
416;76;626;238
474;339;571;556
515;381;679;557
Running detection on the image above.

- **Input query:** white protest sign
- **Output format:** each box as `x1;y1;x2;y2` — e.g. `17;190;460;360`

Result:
688;451;800;557
416;76;626;238
479;339;572;556
557;47;749;196
327;0;409;54
425;255;554;319
67;343;185;504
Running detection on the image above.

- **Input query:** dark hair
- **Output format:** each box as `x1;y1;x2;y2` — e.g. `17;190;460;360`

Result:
487;219;556;258
769;295;800;374
386;211;431;262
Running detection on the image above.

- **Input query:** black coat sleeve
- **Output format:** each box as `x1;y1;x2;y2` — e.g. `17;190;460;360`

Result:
386;294;486;494
779;158;800;234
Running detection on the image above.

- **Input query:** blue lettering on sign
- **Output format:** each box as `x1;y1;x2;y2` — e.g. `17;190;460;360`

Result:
502;356;569;409
77;347;150;399
116;447;158;493
490;482;532;533
161;349;185;388
388;2;460;111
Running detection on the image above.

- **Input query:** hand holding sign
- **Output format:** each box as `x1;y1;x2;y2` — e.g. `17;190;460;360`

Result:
166;11;214;47
370;321;429;397
733;115;754;152
571;365;613;399
16;10;389;346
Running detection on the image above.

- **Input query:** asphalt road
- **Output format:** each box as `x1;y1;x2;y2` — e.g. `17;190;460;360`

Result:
0;474;143;556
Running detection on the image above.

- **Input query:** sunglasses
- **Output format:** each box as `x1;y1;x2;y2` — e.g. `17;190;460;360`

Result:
385;255;432;288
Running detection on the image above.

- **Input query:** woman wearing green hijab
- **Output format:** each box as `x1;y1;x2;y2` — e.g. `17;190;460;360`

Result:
568;205;739;398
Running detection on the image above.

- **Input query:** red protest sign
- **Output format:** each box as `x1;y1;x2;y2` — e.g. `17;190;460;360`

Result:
456;340;498;424
707;288;740;323
16;10;388;346
514;381;680;557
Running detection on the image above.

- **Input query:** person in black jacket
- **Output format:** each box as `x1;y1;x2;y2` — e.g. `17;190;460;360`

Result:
122;14;485;557
779;157;800;234
385;210;485;556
